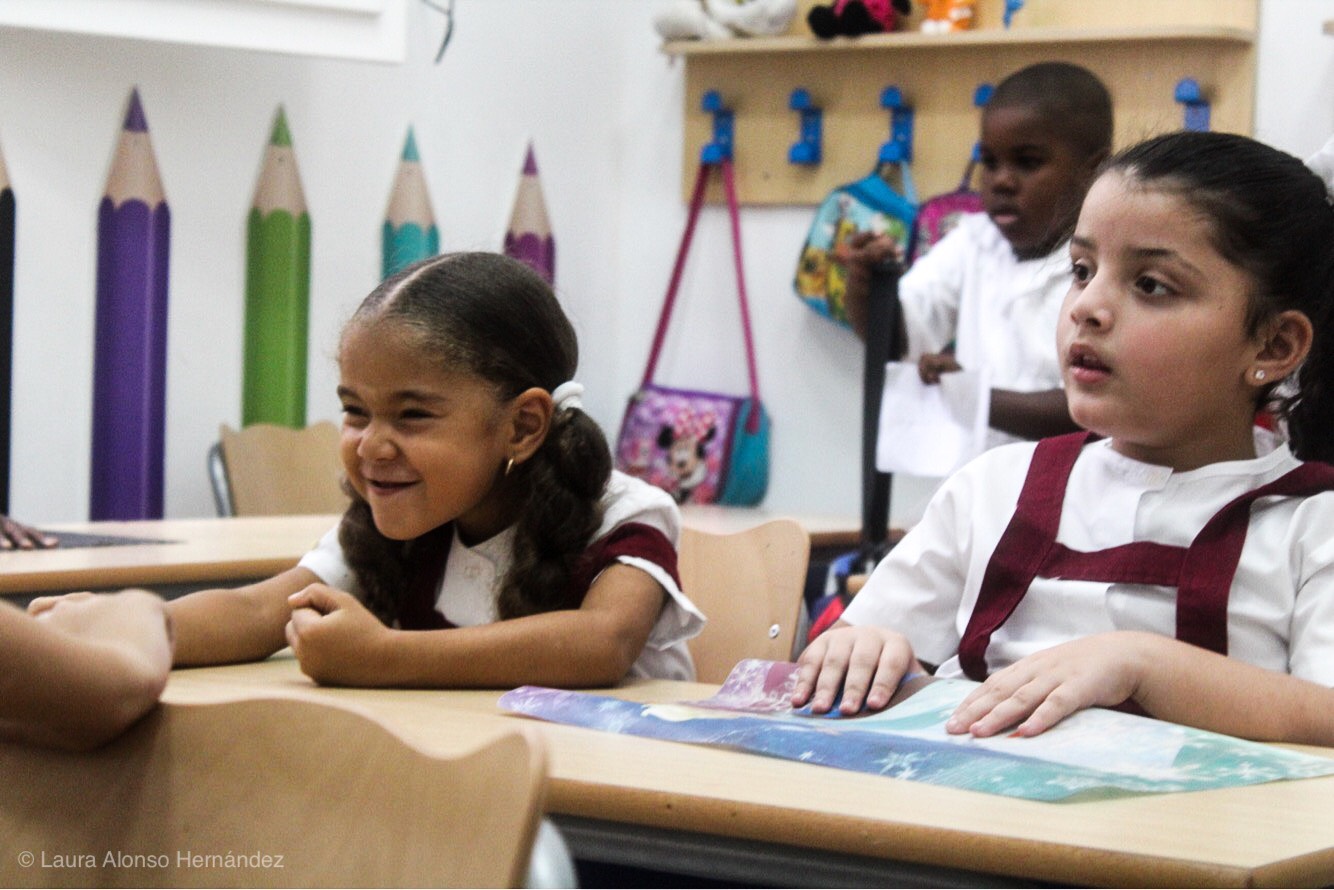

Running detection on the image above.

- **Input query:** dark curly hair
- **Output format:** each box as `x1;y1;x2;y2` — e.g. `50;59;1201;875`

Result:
1103;131;1334;463
336;252;613;624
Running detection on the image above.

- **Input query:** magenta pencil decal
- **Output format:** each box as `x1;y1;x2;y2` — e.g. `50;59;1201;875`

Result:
503;142;554;284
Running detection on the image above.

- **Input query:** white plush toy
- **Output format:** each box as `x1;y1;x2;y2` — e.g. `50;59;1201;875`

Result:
654;0;798;41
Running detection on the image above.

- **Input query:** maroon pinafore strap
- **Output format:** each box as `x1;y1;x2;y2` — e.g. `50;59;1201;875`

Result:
958;432;1334;681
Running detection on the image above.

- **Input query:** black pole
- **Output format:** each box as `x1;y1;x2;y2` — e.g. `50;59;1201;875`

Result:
858;257;902;574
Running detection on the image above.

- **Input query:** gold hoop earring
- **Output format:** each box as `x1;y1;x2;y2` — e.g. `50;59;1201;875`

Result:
505;457;515;477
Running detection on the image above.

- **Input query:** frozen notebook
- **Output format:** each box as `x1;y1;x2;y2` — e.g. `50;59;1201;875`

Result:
499;659;1334;803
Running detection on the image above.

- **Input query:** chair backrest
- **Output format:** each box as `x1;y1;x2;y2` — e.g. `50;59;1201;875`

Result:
0;697;547;888
215;421;349;516
681;518;811;684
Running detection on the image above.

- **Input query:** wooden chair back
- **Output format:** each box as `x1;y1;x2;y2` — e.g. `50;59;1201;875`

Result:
218;421;349;516
681;518;811;684
0;697;547;888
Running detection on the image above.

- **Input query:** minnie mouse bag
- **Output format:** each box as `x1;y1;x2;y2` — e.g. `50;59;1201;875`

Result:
615;157;769;506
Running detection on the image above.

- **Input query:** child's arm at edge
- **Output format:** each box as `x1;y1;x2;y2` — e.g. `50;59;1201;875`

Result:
0;592;172;750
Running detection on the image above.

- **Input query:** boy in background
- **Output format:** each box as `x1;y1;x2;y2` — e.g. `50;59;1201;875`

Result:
845;61;1113;448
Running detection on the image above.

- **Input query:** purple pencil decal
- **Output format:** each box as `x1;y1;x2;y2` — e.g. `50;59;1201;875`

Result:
89;88;170;520
503;142;554;284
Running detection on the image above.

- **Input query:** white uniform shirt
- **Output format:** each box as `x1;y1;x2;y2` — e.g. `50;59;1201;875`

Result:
299;471;705;681
898;213;1072;449
843;437;1334;685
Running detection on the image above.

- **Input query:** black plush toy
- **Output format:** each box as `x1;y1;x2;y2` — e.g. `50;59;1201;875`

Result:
807;0;912;38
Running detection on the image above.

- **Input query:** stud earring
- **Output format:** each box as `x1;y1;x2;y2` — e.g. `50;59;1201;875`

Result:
1254;369;1267;382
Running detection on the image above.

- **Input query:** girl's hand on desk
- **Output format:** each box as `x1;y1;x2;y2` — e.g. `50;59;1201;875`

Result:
946;632;1148;738
285;585;393;686
792;622;922;715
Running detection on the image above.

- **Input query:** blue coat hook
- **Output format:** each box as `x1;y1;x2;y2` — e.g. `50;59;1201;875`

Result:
878;86;914;165
1174;78;1210;132
1003;0;1024;28
970;83;993;162
788;88;822;165
701;90;734;164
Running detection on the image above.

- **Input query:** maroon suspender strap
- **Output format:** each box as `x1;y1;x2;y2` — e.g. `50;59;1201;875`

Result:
1173;461;1334;655
959;434;1334;681
957;432;1090;680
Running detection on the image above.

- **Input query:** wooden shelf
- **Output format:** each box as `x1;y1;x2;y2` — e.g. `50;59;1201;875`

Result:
664;25;1253;57
669;16;1258;205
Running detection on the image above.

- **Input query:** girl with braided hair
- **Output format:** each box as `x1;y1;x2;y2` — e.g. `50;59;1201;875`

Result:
162;252;703;686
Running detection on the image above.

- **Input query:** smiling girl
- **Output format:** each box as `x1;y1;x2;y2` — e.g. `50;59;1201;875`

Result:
154;252;703;686
794;131;1334;745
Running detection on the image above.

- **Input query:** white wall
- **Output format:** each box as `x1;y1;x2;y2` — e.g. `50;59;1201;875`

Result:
0;0;1331;524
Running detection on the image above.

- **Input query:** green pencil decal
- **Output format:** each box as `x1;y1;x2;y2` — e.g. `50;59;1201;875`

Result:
382;127;439;279
243;106;310;427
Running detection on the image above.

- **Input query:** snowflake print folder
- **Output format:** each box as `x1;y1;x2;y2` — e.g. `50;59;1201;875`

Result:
499;659;1334;802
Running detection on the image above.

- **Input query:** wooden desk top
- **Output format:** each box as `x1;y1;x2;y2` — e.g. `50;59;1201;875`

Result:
0;508;861;597
0;514;338;595
162;656;1334;888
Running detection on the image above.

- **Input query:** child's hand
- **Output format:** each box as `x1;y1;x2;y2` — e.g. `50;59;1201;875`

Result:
945;632;1148;737
918;351;962;384
791;623;922;715
32;589;175;676
841;231;902;271
0;515;57;549
285;585;393;686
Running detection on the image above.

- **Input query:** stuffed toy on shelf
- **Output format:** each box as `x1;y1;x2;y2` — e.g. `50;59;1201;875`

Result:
919;0;976;33
654;0;799;41
807;0;911;38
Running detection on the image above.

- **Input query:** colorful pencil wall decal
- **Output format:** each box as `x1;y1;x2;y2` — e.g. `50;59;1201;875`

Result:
89;88;170;521
382;127;439;279
243;106;310;428
0;142;13;513
503;142;554;284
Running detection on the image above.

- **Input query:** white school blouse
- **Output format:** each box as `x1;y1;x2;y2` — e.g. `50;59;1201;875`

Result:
299;471;706;681
898;213;1072;450
843;436;1334;685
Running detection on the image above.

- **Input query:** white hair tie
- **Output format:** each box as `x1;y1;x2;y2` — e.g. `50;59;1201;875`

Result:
1306;134;1334;203
551;381;584;412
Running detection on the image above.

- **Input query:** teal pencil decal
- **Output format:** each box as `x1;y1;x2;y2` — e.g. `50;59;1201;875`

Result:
382;127;439;278
90;88;170;520
243;106;310;428
503;142;554;284
0;141;13;513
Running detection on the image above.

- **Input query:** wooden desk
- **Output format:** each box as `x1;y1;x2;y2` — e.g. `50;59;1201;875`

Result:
162;656;1334;888
0;515;338;599
0;509;861;601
